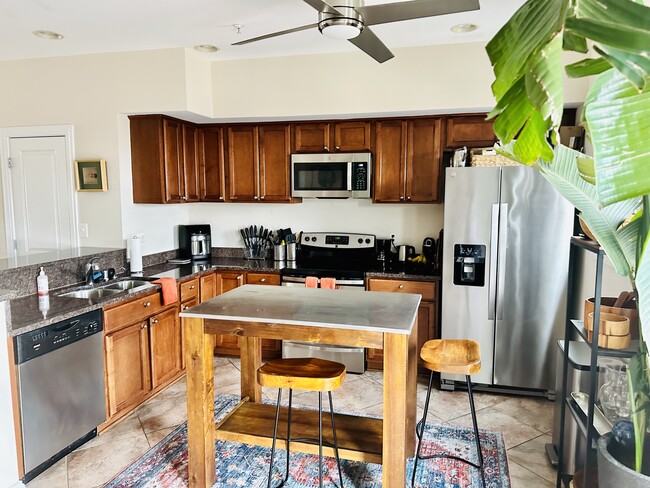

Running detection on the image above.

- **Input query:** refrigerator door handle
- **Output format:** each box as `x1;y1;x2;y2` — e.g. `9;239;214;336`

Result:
488;203;499;320
496;202;509;320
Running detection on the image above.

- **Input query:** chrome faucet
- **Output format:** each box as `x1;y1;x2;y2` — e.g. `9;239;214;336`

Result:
85;257;101;285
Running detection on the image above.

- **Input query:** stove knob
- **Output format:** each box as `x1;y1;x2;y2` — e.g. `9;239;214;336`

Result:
365;238;371;244
358;238;363;244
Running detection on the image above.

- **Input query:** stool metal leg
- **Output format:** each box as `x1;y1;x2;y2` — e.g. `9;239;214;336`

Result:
412;370;434;487
466;375;485;488
268;388;283;488
284;389;293;484
318;392;323;488
328;391;344;487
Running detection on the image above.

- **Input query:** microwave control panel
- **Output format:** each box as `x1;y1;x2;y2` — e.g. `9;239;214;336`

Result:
351;162;368;191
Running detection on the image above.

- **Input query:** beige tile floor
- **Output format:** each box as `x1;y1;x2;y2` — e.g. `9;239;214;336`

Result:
27;356;556;488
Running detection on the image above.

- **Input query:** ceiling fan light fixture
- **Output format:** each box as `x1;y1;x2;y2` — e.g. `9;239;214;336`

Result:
319;20;363;40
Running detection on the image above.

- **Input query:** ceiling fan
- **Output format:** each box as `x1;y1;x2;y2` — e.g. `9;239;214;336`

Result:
232;0;480;63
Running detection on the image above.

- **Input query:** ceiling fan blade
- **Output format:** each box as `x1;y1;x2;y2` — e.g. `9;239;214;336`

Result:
349;27;394;63
232;23;318;46
358;0;480;26
302;0;342;15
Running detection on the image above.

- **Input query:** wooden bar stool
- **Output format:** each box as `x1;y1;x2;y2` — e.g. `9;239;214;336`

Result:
257;357;346;488
412;339;485;488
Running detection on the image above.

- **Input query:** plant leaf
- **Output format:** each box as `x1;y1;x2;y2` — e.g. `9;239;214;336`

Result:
535;144;641;276
566;57;611;78
487;0;568;99
594;45;650;90
576;157;596;184
586;70;650;205
628;351;649;472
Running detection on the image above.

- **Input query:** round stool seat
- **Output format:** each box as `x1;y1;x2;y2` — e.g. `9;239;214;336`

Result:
420;339;481;376
257;357;346;392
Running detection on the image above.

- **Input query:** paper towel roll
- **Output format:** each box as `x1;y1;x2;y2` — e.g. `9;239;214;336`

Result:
130;235;143;273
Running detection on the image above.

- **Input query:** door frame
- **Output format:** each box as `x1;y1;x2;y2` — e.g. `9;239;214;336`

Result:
0;125;79;254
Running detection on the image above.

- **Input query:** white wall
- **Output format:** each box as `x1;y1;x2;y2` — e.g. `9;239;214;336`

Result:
0;43;592;256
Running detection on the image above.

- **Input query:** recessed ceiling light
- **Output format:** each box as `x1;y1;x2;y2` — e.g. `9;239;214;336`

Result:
194;44;219;53
450;23;478;34
33;30;64;40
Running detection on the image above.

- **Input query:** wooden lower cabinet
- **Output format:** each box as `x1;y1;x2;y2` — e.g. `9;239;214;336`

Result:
213;271;281;358
104;320;152;418
365;278;438;370
102;291;183;427
200;272;217;302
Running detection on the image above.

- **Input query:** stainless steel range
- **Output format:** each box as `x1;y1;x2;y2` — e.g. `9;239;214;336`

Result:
280;231;376;373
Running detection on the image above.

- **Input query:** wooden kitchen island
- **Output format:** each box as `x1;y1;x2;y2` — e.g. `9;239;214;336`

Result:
180;284;421;487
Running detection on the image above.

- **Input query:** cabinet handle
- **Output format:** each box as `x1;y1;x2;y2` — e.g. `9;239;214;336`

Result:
219;196;224;201
152;319;159;324
260;277;266;282
407;196;411;200
189;285;195;289
143;301;151;307
324;145;329;151
399;196;404;201
142;324;148;329
398;284;404;289
254;195;259;200
260;195;265;200
336;146;340;151
237;275;243;283
183;305;190;310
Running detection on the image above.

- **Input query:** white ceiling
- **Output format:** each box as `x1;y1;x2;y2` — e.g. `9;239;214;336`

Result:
0;0;526;62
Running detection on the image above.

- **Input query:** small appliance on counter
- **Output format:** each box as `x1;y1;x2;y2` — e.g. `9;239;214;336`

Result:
179;224;212;261
376;237;395;262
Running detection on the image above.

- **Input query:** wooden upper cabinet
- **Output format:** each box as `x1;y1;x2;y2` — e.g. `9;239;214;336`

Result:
198;126;226;202
227;125;259;202
293;123;331;152
182;124;200;202
259;125;292;202
374;118;442;203
374;120;407;203
445;115;496;149
334;121;372;152
407;118;442;203
129;115;200;203
293;121;372;153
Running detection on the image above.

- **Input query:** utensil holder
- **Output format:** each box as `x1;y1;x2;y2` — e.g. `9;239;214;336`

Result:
287;243;296;261
274;244;286;261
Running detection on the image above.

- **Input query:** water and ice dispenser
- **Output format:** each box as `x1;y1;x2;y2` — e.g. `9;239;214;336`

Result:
453;244;486;286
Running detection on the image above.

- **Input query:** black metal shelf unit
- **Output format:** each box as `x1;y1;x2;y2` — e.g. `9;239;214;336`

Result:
555;237;638;488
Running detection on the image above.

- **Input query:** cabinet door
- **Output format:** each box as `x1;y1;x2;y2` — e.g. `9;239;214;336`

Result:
293;123;331;152
105;321;151;417
180;297;199;370
227;126;259;201
417;301;436;366
200;272;217;302
149;307;182;388
129;115;167;204
406;118;442;203
334;121;372;152
182;123;200;202
162;118;184;203
199;126;226;202
445;115;496;149
373;120;407;203
259;125;292;202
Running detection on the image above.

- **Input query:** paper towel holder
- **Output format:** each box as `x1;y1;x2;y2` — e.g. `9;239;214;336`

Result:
129;234;144;274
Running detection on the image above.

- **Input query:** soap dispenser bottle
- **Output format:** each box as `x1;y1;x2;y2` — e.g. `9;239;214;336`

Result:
37;267;49;296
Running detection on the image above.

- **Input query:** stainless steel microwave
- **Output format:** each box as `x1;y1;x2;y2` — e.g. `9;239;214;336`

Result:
290;152;372;199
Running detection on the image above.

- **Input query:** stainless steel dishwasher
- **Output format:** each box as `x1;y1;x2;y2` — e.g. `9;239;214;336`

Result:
15;309;105;482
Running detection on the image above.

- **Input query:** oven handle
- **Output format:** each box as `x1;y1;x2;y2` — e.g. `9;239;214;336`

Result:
281;276;365;286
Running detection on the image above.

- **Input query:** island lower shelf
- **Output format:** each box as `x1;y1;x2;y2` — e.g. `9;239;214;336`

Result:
215;399;384;464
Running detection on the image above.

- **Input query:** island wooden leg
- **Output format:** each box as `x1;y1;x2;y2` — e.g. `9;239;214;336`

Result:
240;336;262;402
383;332;409;487
185;318;215;488
406;321;418;456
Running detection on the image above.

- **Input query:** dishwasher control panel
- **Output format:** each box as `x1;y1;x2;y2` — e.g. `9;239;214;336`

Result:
15;309;103;364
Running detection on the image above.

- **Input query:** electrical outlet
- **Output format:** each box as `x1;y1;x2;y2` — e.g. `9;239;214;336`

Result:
79;223;89;239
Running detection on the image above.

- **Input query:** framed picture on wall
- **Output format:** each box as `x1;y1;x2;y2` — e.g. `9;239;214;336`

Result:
75;159;108;191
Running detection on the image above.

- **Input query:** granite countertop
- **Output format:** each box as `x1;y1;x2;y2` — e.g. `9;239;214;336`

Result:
7;256;439;337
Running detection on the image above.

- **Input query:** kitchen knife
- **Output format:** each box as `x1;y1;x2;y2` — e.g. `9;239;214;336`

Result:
240;228;248;248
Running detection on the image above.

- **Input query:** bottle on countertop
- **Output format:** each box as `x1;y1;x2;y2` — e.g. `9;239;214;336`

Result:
37;267;49;296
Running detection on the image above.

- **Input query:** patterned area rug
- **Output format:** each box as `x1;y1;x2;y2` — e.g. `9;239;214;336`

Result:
104;394;510;488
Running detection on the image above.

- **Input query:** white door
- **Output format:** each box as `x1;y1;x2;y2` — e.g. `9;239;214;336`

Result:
7;136;77;254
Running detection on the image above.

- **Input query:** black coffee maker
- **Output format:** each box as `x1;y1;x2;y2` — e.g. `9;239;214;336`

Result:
179;224;212;260
422;236;437;267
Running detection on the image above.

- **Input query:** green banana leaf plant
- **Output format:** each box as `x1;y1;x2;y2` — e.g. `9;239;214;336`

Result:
485;0;650;473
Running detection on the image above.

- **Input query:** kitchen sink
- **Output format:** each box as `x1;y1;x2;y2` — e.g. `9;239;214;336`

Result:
57;279;155;301
58;288;124;300
102;280;153;291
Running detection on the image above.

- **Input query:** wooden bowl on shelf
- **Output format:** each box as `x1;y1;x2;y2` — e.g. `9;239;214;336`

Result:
586;311;630;336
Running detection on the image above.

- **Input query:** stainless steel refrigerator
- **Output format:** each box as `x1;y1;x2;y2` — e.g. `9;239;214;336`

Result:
441;166;573;394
